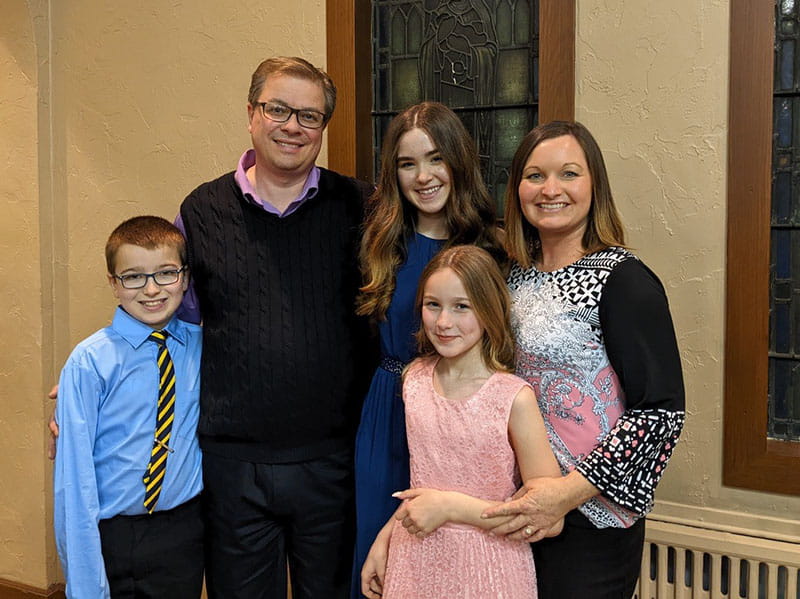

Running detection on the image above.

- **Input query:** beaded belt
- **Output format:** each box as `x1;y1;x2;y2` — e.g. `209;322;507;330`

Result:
379;356;407;376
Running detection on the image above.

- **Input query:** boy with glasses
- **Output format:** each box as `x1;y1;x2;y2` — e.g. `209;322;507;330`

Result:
54;216;203;599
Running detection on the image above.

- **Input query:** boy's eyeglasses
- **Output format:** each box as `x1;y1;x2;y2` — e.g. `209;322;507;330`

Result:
113;266;187;289
256;101;327;129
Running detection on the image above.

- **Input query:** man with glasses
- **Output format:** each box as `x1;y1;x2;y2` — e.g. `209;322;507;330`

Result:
177;57;374;598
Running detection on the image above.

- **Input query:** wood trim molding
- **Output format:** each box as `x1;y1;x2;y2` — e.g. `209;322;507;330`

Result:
0;579;65;599
539;0;575;122
723;0;800;495
325;0;576;178
325;0;372;180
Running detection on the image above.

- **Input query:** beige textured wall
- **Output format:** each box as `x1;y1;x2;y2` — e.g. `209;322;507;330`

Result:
1;0;51;590
50;0;327;341
0;0;325;590
576;0;800;539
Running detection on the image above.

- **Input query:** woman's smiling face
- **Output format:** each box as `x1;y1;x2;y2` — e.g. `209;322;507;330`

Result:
518;134;593;243
396;127;452;227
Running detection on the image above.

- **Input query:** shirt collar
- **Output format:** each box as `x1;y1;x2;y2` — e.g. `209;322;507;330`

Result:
111;306;188;349
234;149;320;215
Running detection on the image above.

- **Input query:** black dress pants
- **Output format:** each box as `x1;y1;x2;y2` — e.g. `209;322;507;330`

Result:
202;448;355;599
532;509;645;599
99;495;204;599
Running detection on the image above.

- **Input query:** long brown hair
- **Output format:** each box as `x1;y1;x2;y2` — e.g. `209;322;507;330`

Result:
414;246;515;373
504;121;626;268
358;102;504;320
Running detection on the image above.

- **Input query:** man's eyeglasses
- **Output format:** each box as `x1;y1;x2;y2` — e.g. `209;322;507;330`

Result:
113;266;187;289
256;101;327;129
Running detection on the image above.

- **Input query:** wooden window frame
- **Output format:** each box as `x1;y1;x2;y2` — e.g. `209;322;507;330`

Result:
324;0;575;180
724;0;800;495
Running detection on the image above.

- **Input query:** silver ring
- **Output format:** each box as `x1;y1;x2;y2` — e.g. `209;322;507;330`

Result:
524;526;533;536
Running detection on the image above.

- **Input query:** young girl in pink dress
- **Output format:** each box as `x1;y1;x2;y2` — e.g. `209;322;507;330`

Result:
361;245;563;599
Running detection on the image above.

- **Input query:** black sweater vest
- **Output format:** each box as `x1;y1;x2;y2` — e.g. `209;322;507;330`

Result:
180;169;372;462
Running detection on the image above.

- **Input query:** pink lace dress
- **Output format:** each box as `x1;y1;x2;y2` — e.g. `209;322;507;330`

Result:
382;357;537;599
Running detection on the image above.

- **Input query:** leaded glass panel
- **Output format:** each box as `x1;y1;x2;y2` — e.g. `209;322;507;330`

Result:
770;0;800;441
373;0;539;211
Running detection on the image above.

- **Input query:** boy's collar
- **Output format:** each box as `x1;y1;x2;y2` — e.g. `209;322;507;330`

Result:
111;306;188;348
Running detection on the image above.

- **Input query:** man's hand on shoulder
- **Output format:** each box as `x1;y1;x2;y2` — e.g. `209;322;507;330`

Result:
47;384;59;460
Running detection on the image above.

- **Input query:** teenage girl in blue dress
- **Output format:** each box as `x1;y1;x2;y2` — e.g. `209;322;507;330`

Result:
351;101;504;596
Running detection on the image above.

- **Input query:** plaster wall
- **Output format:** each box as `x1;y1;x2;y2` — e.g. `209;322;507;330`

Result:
575;0;800;538
0;0;50;590
49;0;327;342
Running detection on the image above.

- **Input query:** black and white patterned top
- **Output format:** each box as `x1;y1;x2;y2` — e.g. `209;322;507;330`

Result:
508;246;685;528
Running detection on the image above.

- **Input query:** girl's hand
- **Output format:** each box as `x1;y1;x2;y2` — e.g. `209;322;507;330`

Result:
393;488;452;538
361;520;392;598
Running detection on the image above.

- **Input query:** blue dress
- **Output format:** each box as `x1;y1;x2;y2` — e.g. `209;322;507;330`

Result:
351;233;444;597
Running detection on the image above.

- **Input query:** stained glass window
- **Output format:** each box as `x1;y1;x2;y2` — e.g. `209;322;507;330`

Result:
373;0;539;211
770;0;800;440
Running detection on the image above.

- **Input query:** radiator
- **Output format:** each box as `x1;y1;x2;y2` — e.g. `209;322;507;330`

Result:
635;519;800;599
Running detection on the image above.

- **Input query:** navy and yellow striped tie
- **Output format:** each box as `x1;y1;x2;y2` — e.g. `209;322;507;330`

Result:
143;330;176;513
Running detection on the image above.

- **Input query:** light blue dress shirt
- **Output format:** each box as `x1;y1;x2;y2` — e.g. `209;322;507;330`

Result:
54;307;203;599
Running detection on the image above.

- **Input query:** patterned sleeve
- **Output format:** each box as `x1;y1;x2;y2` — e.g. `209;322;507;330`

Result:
574;258;686;516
